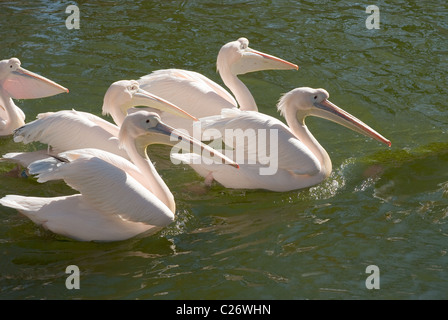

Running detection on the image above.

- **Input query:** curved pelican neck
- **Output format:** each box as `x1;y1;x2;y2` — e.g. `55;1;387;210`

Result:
122;134;175;213
283;106;332;178
218;66;258;112
107;105;127;127
0;87;25;134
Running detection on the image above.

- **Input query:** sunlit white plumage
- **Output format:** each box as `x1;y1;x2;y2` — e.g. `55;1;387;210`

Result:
0;111;238;241
3;80;196;167
138;38;298;133
0;57;68;136
173;87;391;192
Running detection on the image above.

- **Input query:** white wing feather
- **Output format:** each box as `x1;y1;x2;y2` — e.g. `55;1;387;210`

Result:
195;109;321;175
138;69;238;128
27;151;174;227
13;110;128;159
1;150;51;167
0;194;157;241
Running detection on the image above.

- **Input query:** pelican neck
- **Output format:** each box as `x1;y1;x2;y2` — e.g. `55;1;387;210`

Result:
122;133;175;213
218;66;258;112
283;107;332;179
0;88;25;135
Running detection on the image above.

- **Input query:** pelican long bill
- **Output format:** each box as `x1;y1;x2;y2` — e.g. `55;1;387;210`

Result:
141;116;239;169
312;99;391;147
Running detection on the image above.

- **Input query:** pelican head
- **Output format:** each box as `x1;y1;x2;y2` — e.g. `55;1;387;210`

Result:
0;58;21;81
217;37;298;76
119;110;239;168
102;80;198;127
0;57;68;99
278;87;391;147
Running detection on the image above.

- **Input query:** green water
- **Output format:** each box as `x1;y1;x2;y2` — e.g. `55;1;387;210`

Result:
0;0;447;300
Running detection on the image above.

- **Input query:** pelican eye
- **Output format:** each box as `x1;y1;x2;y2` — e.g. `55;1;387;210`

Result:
145;119;150;123
238;39;249;50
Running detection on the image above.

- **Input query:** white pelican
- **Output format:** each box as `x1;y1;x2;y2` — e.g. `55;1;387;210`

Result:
173;87;391;192
137;38;298;133
0;57;68;136
0;111;238;241
3;80;196;167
